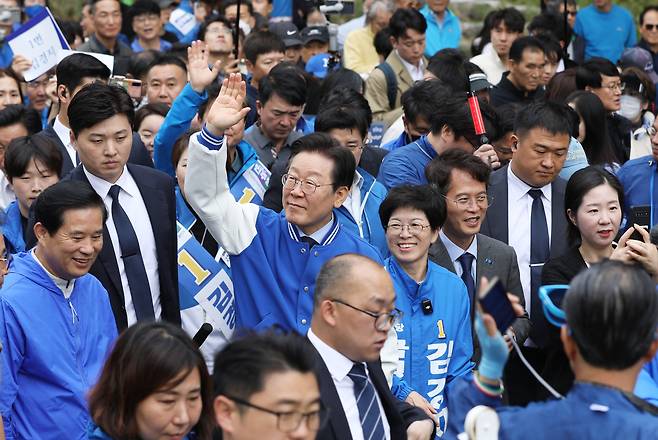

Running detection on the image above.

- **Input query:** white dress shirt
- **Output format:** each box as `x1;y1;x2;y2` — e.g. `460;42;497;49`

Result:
343;171;365;236
440;230;478;280
506;165;551;318
84;166;161;325
397;50;425;82
0;171;15;210
53;116;77;166
307;328;391;440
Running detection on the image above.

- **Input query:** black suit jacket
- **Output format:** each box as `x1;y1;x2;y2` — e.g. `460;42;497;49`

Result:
312;346;431;440
66;164;180;331
480;165;568;259
36;123;154;177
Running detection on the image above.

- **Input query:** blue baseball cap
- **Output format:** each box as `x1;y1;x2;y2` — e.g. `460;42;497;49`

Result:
305;53;330;78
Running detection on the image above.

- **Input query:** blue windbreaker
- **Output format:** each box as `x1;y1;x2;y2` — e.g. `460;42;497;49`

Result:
3;201;25;254
0;252;117;439
386;257;474;437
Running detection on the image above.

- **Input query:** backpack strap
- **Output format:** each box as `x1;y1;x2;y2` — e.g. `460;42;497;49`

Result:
376;62;398;109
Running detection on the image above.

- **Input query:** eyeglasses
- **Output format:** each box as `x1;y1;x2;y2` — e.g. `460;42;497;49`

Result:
0;251;11;269
645;24;658;31
225;395;329;433
331;298;403;331
282;174;334;195
443;193;493;209
386;222;432;235
133;13;159;24
603;82;625;92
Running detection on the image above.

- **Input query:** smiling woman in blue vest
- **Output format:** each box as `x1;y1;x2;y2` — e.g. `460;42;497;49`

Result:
87;321;215;440
380;184;473;437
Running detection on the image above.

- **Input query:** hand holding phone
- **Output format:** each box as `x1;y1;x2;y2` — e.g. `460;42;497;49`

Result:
477;277;517;333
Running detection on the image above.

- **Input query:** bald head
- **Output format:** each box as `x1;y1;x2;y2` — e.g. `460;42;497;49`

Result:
314;254;388;309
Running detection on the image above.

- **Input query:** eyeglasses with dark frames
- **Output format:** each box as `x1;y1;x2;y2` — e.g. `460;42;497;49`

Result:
331;298;403;331
225;395;329;433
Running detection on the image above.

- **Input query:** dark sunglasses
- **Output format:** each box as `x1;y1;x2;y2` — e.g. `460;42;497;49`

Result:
645;24;658;31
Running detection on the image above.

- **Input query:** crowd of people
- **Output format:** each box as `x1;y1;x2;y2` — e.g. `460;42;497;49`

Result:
0;0;658;438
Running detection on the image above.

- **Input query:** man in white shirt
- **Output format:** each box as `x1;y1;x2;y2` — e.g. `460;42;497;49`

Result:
64;82;179;331
309;253;435;440
479;100;571;406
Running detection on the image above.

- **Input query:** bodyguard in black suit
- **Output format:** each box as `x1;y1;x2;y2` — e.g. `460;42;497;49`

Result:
65;83;179;332
34;52;153;178
309;254;434;440
478;101;572;405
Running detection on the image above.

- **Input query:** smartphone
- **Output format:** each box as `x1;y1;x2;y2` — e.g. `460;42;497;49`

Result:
630;205;651;241
109;76;143;100
478;277;516;332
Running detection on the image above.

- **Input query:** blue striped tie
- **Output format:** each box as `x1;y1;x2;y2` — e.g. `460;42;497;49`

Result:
348;363;386;440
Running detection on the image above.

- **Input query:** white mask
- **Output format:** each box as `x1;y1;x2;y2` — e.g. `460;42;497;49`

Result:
618;95;643;122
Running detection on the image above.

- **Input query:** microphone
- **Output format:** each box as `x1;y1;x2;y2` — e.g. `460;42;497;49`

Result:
421;298;433;315
192;323;213;348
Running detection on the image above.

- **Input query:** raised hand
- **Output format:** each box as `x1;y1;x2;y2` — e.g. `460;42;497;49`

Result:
10;55;32;80
188;40;221;93
473;144;501;170
205;73;250;137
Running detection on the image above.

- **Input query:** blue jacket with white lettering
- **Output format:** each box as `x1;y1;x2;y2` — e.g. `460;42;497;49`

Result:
386;257;473;437
0;252;117;440
185;129;384;334
3;201;25;254
335;168;388;257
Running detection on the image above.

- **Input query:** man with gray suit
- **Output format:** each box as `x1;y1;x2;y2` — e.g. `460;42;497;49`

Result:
479;101;572;405
425;149;530;355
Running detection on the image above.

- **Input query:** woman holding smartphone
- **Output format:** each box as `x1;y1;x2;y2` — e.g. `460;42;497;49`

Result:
87;322;215;440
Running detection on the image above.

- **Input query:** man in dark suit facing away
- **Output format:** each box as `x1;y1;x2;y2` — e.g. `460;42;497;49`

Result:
65;82;179;332
308;253;435;440
478;100;571;405
35;53;152;178
425;149;530;356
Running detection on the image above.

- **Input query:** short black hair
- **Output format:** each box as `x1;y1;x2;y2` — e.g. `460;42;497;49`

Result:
133;102;169;131
425;148;491;194
426;49;469;93
640;6;658;25
213;331;317;400
56;19;84;48
220;0;254;17
318;87;372;128
429;92;499;143
56;53;111;94
127;50;160;81
564;166;624;244
68;83;135;138
508;36;545;62
528;11;571;46
566;260;658;370
378;184;446;230
0;105;41;134
490;7;525;33
147;53;188;76
89;0;120;14
319;68;364;100
4;135;63;181
389;8;427;39
289;133;355;191
534;32;562;63
315;105;369;140
198;14;232;42
494;103;521;137
129;0;160;22
402;79;451;125
259;62;307;107
575;57;619;89
374;27;393;59
514;100;571;139
33;180;107;235
243;30;284;64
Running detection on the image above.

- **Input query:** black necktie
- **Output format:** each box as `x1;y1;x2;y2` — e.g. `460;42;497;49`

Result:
529;189;550;346
108;185;155;320
347;363;386;440
458;252;476;317
300;235;318;248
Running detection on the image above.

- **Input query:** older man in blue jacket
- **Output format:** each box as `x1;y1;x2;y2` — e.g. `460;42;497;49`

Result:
0;181;117;439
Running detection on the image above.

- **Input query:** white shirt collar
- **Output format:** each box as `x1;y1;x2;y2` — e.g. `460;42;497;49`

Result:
53;116;71;146
307;328;357;381
396;50;425;82
440;230;478;262
31;249;76;298
297;213;335;244
84;166;138;199
507;164;552;202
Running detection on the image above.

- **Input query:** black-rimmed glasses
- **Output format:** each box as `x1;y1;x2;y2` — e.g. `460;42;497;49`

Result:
225;395;329;433
331;298;403;331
